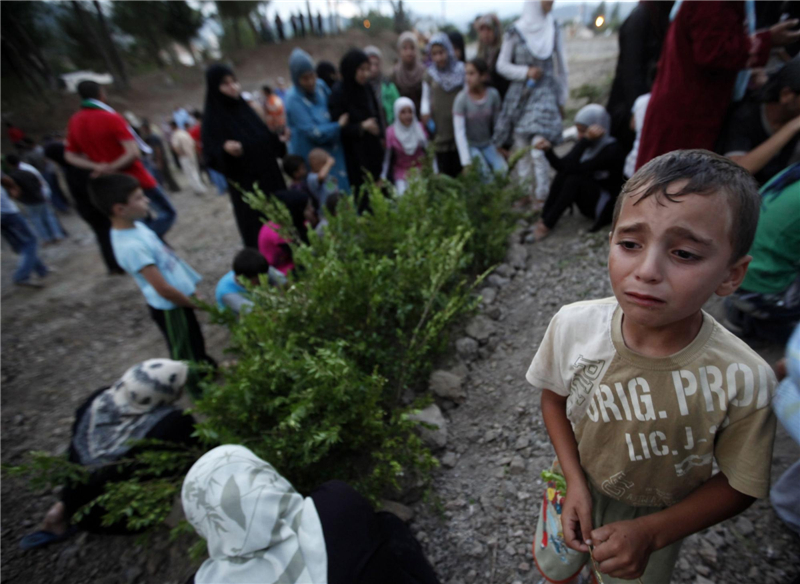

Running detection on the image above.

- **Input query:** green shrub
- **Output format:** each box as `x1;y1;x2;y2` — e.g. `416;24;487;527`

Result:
6;159;524;529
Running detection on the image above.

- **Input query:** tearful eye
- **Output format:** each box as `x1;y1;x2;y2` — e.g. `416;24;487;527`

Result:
674;250;699;261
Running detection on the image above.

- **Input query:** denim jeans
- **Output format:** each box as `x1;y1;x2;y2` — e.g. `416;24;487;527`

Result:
143;185;177;237
24;202;65;242
470;144;508;182
1;212;48;283
44;170;71;212
207;168;228;195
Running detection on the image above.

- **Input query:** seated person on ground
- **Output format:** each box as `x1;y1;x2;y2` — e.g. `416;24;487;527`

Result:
532;104;626;241
717;55;800;186
529;150;777;583
183;445;440;584
725;163;800;344
20;360;197;550
215;248;287;314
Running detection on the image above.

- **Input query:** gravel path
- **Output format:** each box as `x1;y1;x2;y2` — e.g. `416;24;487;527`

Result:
409;215;800;584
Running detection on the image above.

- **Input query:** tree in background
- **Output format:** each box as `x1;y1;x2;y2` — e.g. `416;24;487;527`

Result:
93;1;129;88
163;1;205;61
72;0;126;89
215;1;264;50
591;0;608;31
608;2;623;32
350;8;394;37
387;0;409;34
111;1;170;69
1;1;60;96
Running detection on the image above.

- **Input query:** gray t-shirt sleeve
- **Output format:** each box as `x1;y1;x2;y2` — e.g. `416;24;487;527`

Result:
489;87;502;127
452;90;467;117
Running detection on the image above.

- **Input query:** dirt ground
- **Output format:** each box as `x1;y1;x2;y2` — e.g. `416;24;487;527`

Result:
2;33;798;584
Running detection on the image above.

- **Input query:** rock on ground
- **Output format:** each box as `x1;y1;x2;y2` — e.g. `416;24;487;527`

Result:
409;404;448;449
429;370;467;403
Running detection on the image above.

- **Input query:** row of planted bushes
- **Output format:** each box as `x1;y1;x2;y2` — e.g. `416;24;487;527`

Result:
7;153;525;534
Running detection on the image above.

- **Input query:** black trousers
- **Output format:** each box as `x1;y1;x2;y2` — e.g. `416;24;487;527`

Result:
541;173;601;230
71;192;122;273
148;306;214;365
311;480;440;584
436;149;462;178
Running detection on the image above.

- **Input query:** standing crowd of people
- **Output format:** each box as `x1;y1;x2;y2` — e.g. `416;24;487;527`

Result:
4;1;800;582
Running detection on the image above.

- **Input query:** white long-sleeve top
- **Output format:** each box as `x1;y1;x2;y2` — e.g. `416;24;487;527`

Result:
495;25;569;107
420;81;432;117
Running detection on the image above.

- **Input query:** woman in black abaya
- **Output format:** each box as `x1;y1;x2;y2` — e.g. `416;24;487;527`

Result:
202;64;290;248
328;49;385;209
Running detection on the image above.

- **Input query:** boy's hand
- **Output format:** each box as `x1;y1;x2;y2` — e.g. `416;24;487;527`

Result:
561;479;593;553
590;519;656;580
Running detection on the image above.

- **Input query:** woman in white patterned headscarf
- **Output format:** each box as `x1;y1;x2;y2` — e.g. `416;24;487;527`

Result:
20;359;196;550
183;445;442;584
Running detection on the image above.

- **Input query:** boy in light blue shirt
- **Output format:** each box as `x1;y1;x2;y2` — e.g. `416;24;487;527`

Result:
90;174;215;396
215;248;286;314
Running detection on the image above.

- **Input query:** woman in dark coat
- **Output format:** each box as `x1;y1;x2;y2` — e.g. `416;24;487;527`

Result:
328;49;385;209
202;64;290;248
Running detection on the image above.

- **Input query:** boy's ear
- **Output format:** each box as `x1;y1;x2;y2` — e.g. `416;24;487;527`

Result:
716;254;751;297
110;202;127;217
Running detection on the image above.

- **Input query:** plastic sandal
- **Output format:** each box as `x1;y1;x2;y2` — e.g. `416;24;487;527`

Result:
19;527;77;551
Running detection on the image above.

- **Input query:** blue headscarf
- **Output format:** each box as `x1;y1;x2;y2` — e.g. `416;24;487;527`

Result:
289;48;315;91
425;32;465;93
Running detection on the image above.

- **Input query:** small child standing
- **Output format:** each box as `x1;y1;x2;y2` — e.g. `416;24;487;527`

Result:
453;58;507;181
527;150;777;583
215;248;287;314
381;97;428;195
89;174;215;396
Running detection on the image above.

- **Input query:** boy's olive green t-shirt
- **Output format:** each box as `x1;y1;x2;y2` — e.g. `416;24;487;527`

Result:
527;298;777;508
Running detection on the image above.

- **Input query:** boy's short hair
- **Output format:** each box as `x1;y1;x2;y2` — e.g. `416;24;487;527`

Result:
262;85;273;95
89;173;141;217
169;120;178;129
468;57;489;75
233;248;270;278
77;80;102;100
283;155;306;179
611;149;761;262
308;148;328;169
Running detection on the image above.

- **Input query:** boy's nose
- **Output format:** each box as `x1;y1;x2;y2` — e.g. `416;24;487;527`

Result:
634;249;663;283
